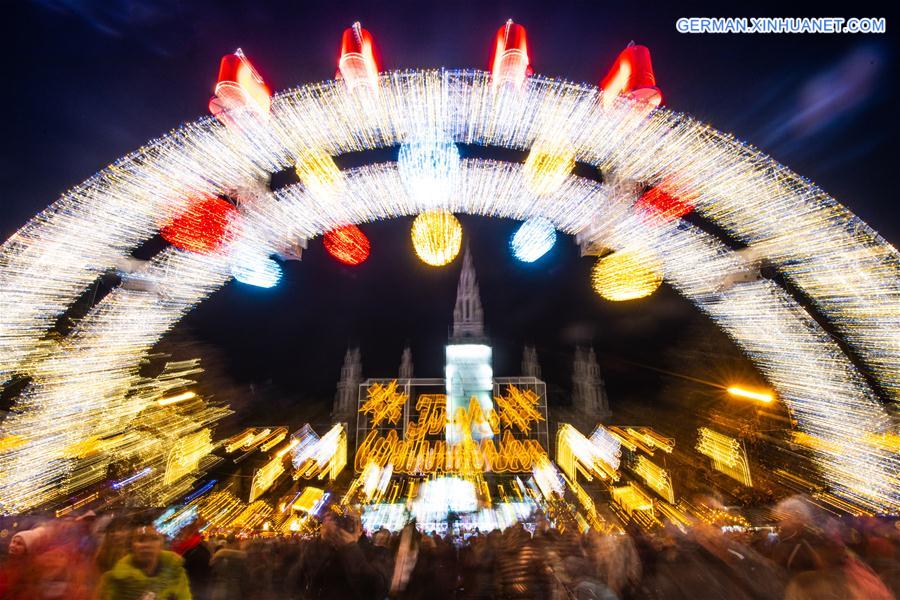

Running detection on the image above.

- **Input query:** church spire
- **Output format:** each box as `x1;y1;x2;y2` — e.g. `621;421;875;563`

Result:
333;346;362;424
572;346;611;421
451;245;485;342
522;344;541;378
399;345;413;379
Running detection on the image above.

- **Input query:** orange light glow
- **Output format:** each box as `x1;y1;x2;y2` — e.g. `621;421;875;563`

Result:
157;391;196;406
727;386;774;403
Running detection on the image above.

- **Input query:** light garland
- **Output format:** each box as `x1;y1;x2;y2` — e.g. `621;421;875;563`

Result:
0;66;895;515
633;455;675;503
556;423;620;482
696;427;753;487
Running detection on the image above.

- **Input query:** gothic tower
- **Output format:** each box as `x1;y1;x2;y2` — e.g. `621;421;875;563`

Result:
451;246;486;342
446;246;493;441
333;346;362;425
572;346;611;421
399;345;414;379
522;345;541;379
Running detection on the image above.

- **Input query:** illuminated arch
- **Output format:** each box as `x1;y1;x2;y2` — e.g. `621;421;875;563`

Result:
0;70;897;514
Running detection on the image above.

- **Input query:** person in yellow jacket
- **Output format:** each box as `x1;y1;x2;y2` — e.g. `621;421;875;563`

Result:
96;522;191;600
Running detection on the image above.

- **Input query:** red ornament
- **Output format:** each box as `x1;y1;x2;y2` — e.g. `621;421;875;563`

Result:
161;197;238;254
323;225;370;265
635;185;695;223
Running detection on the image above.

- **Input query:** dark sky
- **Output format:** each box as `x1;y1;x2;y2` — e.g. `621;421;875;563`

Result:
3;1;897;412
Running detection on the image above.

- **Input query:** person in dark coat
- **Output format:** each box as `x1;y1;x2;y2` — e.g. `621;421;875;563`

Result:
288;511;388;599
209;535;249;600
172;520;211;599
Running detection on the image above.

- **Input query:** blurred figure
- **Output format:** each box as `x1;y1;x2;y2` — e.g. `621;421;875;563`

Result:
209;535;249;600
0;528;46;599
32;543;91;600
95;517;131;574
586;530;641;598
784;568;850;600
172;520;211;598
96;522;191;600
494;523;552;599
770;495;843;573
288;510;388;599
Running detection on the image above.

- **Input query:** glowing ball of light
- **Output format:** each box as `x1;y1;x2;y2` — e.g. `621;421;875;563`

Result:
511;217;556;262
398;140;460;206
634;186;694;223
324;225;370;265
592;247;663;301
411;210;463;267
523;146;575;196
295;148;343;197
161;196;238;254
232;254;282;288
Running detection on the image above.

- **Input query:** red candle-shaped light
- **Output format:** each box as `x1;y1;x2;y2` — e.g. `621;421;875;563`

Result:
337;22;380;92
490;19;532;90
209;48;272;125
600;44;662;109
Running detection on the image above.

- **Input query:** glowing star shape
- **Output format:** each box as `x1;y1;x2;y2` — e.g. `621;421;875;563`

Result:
231;253;282;288
398;139;460;207
161;196;238;254
323;225;370;265
411;210;463;267
511;217;556;262
592;247;663;301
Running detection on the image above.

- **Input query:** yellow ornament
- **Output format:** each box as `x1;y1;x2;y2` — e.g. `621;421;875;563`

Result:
411;210;463;266
592;247;662;301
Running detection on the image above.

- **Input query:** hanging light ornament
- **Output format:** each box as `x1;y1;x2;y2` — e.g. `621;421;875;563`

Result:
397;138;460;208
592;246;663;301
523;143;575;197
231;253;282;288
161;196;238;254
294;147;343;199
411;210;463;267
324;225;370;265
511;217;556;262
634;185;695;223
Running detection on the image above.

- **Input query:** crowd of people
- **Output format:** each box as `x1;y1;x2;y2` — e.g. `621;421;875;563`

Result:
0;495;898;599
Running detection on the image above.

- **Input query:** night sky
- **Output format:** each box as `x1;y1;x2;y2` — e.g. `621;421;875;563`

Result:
4;1;897;418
